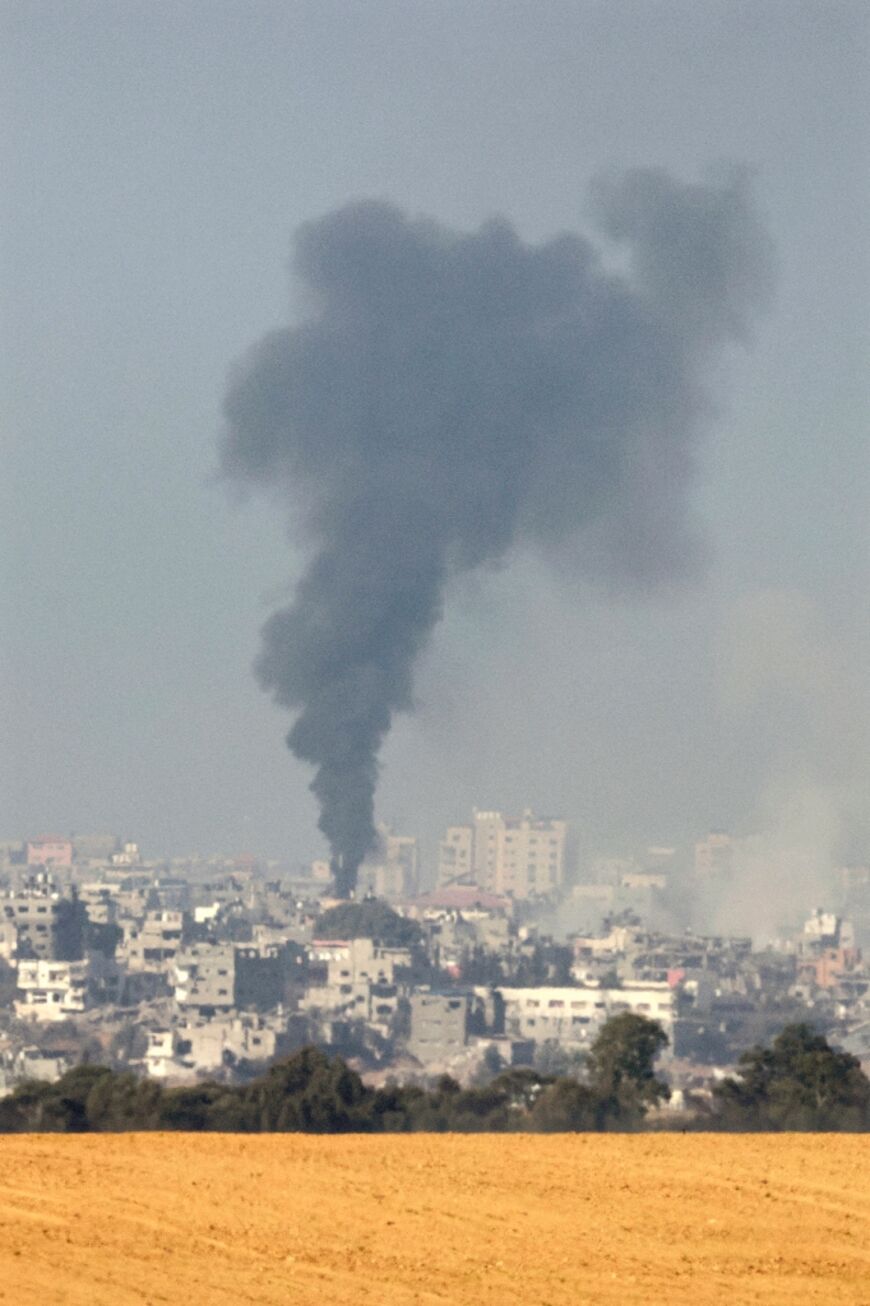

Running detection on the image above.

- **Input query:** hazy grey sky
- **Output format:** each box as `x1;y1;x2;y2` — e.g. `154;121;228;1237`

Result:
3;1;868;875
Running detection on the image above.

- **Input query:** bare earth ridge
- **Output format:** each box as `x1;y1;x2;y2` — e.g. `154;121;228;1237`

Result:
0;1134;867;1304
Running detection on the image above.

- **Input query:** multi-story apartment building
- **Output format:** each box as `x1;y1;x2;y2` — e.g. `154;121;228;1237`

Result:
172;941;284;1014
494;811;567;898
174;943;236;1012
407;991;471;1063
144;1016;287;1082
303;936;407;1028
436;825;474;888
496;981;674;1049
78;882;119;926
437;809;567;899
2;887;65;959
356;826;420;899
15;959;89;1022
121;911;184;973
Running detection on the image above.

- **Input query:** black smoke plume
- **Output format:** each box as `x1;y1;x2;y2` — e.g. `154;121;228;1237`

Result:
222;169;773;896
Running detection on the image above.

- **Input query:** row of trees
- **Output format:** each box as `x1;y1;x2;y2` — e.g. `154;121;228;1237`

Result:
0;1015;866;1134
714;1022;870;1131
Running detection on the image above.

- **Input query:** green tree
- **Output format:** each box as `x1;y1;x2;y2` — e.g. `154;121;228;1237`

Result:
471;1042;505;1085
245;1045;371;1132
158;1083;227;1131
434;1081;512;1132
35;1065;115;1132
490;1067;553;1113
457;945;504;986
533;1042;587;1078
530;1077;600;1131
314;899;423;950
0;1079;56;1132
714;1023;870;1131
586;1012;670;1124
84;1069;163;1131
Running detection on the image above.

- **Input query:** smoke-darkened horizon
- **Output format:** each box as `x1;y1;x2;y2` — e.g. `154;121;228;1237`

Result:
222;169;773;895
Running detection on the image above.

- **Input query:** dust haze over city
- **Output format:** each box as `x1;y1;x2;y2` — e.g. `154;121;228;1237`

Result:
3;5;869;933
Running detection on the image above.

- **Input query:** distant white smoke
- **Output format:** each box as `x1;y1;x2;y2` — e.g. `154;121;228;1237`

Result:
708;587;869;938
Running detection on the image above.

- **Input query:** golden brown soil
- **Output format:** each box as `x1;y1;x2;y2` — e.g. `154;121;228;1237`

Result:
0;1134;867;1304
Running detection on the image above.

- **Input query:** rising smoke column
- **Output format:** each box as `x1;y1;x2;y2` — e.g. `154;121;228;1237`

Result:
222;169;773;896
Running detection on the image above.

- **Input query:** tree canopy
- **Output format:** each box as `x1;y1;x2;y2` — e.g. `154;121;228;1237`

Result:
713;1023;870;1131
2;1016;867;1135
313;899;423;950
585;1011;670;1123
0;1021;668;1135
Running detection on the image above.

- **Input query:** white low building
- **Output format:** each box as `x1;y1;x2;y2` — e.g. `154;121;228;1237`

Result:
11;1045;75;1084
144;1017;282;1081
497;982;675;1049
144;1028;179;1078
15;958;90;1022
182;1017;278;1072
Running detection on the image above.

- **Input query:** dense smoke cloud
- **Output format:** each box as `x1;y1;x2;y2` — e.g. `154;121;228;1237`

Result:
222;169;773;895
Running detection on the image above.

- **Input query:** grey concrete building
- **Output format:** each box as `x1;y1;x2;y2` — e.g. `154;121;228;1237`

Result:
407;991;470;1063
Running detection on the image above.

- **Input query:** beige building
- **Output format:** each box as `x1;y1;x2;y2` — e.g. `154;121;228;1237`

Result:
437;825;474;887
121;911;184;973
497;982;674;1048
2;889;64;959
437;809;567;899
304;936;406;1029
356;825;419;899
407;992;471;1063
694;831;733;878
15;959;89;1022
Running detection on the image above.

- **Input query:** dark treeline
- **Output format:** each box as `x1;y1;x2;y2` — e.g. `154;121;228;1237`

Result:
1;1017;867;1134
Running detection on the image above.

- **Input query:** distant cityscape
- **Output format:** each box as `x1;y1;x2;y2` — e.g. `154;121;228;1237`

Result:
0;813;868;1113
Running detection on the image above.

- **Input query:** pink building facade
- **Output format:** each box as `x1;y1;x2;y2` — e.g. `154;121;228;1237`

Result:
26;836;73;867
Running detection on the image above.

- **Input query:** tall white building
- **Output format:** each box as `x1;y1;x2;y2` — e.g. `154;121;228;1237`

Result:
437;808;567;899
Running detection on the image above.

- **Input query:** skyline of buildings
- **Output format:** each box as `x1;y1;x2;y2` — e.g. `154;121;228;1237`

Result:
437;808;568;900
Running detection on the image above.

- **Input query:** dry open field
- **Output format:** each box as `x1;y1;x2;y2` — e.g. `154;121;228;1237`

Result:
0;1134;867;1304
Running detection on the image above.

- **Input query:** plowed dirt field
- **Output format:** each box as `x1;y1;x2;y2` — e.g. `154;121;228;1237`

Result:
0;1133;867;1304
